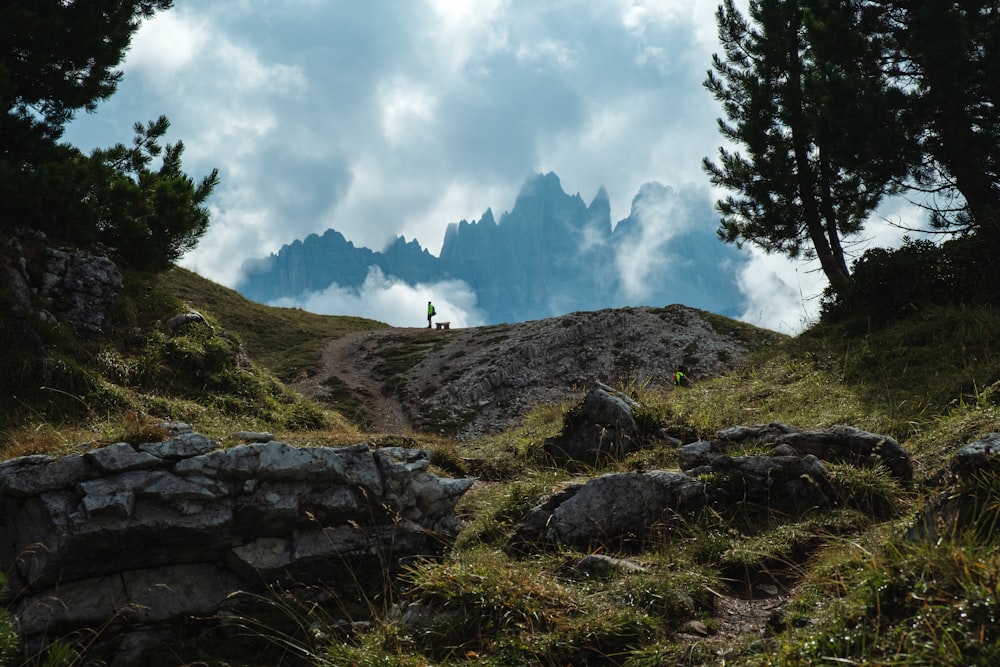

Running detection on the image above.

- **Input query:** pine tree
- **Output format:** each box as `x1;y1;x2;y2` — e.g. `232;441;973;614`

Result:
703;0;907;293
0;1;172;155
88;117;220;270
884;0;1000;241
0;0;217;271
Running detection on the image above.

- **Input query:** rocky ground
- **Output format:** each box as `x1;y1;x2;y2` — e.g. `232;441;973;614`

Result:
291;305;783;438
289;304;791;646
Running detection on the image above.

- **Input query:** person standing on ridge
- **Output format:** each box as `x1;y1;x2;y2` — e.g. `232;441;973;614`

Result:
427;301;436;328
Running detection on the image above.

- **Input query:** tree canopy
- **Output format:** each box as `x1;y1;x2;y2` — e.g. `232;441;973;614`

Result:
704;0;1000;296
890;0;1000;240
0;0;218;270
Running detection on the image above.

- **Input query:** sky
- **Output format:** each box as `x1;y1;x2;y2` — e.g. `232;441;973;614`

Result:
63;0;924;334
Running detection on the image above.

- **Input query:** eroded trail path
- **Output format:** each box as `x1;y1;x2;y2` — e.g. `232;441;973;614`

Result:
288;328;419;433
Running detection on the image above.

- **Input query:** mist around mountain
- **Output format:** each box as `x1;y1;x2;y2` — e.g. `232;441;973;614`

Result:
237;172;749;324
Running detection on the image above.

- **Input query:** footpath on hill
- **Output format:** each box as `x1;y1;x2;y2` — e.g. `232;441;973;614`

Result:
289;306;781;438
288;306;790;645
290;328;416;432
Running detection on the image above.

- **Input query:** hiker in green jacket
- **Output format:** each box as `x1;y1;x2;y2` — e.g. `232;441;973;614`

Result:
674;366;690;387
427;301;436;328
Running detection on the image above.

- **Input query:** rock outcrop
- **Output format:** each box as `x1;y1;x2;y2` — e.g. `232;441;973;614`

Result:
330;306;775;439
543;382;646;463
514;412;913;551
0;423;473;660
2;230;124;344
41;246;123;336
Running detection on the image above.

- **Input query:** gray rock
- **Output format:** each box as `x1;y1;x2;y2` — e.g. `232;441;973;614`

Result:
952;433;1000;478
163;310;210;334
717;423;802;443
529;471;709;549
13;573;128;637
513;421;911;552
0;454;90;498
86;442;162;473
543;383;643;463
0;428;473;658
137;431;219;459
41;247;123;336
234;430;275;443
677;440;722;470
776;425;912;481
708;454;834;508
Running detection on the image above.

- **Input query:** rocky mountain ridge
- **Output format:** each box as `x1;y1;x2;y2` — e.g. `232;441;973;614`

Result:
238;172;750;323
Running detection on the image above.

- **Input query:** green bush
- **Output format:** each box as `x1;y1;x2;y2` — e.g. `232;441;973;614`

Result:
822;236;999;327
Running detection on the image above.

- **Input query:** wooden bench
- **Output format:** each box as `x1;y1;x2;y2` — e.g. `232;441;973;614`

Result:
435;322;451;330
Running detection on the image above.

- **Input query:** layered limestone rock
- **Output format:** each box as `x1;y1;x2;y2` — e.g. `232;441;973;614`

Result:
0;423;473;658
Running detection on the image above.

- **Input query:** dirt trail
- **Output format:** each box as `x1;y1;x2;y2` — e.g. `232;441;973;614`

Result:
289;328;417;433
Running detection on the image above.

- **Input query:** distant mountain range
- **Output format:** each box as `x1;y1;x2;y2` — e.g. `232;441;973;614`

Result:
237;172;749;324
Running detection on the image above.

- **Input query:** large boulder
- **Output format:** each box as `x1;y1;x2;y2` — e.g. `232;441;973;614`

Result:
522;471;709;550
0;424;473;662
543;383;644;463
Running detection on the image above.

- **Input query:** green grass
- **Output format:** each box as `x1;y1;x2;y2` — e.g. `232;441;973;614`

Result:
7;262;1000;666
1;266;382;443
156;267;389;380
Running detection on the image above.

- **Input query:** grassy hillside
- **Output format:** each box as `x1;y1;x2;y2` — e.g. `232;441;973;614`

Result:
155;267;389;380
5;264;1000;666
0;266;387;449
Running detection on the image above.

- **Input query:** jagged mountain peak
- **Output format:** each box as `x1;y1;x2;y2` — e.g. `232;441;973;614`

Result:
590;185;610;208
237;172;750;322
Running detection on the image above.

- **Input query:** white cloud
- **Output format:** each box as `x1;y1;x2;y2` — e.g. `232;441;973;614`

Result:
614;185;689;300
270;267;486;328
63;0;918;332
515;39;577;68
424;0;509;73
378;77;439;146
737;250;826;335
124;11;206;75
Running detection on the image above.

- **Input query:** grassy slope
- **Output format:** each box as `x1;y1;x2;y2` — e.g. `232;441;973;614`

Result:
162;264;1000;666
0;267;388;450
352;303;1000;667
156;267;389;381
6;266;1000;666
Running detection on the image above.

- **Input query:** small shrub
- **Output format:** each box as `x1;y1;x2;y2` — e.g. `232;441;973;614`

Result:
827;463;903;519
400;550;577;661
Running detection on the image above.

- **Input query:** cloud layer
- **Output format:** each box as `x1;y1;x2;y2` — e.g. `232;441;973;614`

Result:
62;0;920;334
